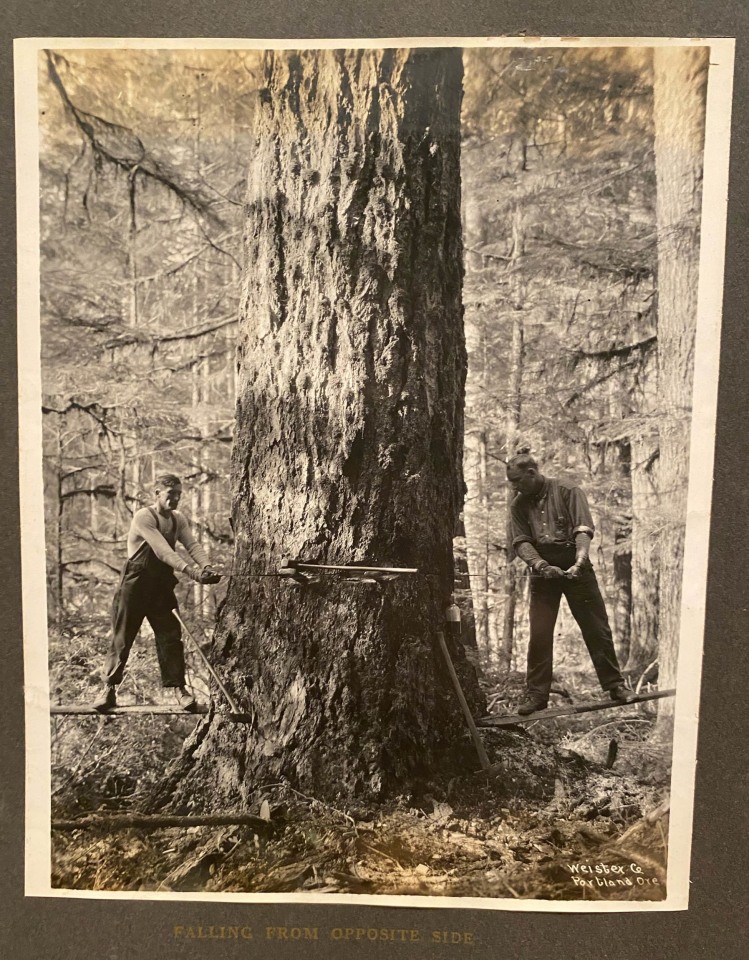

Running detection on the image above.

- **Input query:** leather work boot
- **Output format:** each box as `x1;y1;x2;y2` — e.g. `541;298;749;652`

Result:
93;684;117;712
517;695;548;716
174;686;198;712
609;683;634;704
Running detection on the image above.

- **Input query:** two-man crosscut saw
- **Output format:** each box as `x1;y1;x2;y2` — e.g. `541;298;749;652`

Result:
214;562;421;578
285;561;419;574
278;559;421;583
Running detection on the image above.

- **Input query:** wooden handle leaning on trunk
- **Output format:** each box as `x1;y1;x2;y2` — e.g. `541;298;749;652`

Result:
436;630;490;771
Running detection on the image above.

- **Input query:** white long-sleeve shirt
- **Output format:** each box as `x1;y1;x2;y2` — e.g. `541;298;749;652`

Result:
127;507;209;573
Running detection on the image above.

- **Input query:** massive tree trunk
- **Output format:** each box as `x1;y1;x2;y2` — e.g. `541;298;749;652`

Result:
653;46;707;730
160;48;481;808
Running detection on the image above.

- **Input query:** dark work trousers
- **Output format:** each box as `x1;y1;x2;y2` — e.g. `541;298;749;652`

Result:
103;542;185;687
527;562;624;700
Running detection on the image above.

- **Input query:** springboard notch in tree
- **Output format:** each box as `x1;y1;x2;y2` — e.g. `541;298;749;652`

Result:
151;47;483;812
277;559;311;585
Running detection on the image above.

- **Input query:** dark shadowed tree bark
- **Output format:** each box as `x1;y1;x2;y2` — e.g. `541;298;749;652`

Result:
653;46;707;732
158;48;483;808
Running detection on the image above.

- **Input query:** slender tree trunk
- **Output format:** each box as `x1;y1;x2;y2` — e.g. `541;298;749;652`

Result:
464;321;497;665
201;359;215;619
124;68;139;332
462;428;489;658
499;560;517;672
114;436;130;535
56;415;64;622
627;433;660;677
127;173;139;329
190;361;204;610
463;194;487;269
612;521;632;664
189;83;205;614
653;46;707;733
158;49;481;808
610;440;633;665
477;428;493;660
498;205;525;672
452;514;479;659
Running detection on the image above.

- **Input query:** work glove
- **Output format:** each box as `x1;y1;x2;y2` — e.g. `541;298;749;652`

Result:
199;565;222;585
539;564;566;579
185;565;203;583
186;565;222;585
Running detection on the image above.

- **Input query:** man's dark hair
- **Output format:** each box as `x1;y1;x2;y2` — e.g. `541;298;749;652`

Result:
506;447;538;473
154;473;182;489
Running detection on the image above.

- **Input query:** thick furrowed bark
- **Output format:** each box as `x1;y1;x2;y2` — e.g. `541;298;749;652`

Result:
236;50;465;576
158;49;482;809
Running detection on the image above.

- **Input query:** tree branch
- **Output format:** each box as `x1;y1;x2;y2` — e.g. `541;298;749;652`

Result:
569;335;657;366
45;51;219;223
42;399;119;435
60;485;141;503
62;558;123;575
104;315;238;349
563;358;641;407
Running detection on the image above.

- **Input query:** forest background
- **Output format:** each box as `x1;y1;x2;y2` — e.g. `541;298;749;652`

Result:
40;46;663;687
38;46;697;840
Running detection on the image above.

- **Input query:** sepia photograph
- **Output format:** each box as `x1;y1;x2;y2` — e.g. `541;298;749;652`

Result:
16;36;733;910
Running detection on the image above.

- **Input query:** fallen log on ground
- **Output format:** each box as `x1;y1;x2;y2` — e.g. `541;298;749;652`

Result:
52;813;276;833
50;705;210;716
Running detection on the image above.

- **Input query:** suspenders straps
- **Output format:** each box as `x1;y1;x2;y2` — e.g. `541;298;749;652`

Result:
147;506;178;547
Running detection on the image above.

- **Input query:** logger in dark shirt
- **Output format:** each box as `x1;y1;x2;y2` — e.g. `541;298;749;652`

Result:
92;473;221;713
506;450;631;715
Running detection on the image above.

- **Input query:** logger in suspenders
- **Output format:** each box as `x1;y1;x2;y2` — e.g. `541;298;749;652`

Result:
93;473;221;712
506;449;632;716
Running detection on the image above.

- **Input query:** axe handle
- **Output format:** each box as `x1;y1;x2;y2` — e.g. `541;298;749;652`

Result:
436;631;491;771
173;608;240;715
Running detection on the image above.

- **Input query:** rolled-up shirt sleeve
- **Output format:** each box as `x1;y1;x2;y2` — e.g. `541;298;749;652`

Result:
509;502;545;568
132;510;189;572
516;541;546;567
565;485;596;539
510;499;534;549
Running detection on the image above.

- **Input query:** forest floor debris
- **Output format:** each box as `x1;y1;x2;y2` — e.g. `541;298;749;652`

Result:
51;665;671;901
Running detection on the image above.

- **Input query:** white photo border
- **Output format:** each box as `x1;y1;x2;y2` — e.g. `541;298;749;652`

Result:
15;34;736;911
